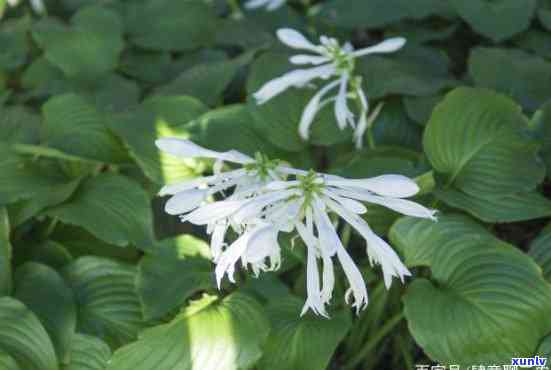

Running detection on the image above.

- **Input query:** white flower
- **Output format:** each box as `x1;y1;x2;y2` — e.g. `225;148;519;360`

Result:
157;139;437;316
244;0;286;11
253;28;406;148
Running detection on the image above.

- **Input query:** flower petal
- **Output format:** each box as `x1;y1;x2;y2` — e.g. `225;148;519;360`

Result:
299;79;340;140
327;174;420;198
156;138;253;164
290;54;331;65
277;28;321;52
184;200;246;225
164;189;207;215
351;37;406;58
334;74;354;130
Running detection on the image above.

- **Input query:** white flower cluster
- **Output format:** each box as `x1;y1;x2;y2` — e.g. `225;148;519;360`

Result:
157;138;436;316
253;29;406;148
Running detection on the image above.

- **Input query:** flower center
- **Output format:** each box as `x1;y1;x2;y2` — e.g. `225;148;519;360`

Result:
326;45;355;75
245;152;280;180
297;170;325;210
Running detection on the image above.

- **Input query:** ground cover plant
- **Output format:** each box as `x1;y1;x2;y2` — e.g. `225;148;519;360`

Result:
1;0;551;369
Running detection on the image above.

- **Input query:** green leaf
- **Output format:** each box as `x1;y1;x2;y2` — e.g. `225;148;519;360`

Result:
0;17;30;71
469;47;551;111
357;46;457;99
33;7;123;80
513;30;551;59
539;1;551;31
450;0;537;42
371;99;422;151
390;215;551;366
65;334;111;370
534;100;551;175
137;235;213;320
0;297;58;370
0;145;70;206
318;0;453;29
423;87;546;222
109;95;208;185
191;104;285;159
62;256;144;348
45;173;154;249
434;189;551;223
125;0;217;52
41;94;128;164
529;224;551;283
257;296;351;370
247;52;353;151
107;293;269;370
537;333;551;357
403;94;443;126
14;262;77;365
0;352;20;370
26;240;73;270
0;208;11;296
0;106;40;145
157;52;254;106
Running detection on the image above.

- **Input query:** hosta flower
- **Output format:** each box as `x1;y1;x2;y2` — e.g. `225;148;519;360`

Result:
155;138;292;263
244;0;286;11
253;28;406;148
157;139;437;316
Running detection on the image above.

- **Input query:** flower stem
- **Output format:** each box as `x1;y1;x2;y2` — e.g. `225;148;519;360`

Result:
342;312;405;370
227;0;243;19
367;127;376;150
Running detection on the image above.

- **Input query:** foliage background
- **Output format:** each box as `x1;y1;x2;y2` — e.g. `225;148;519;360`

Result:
1;0;551;369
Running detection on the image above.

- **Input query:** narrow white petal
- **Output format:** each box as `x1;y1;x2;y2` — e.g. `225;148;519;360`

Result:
353;87;369;149
335;244;368;313
277;28;321;52
211;222;229;262
296;222;329;317
253;64;336;105
351;37;407;58
327;174;420;198
320;250;335;303
312;198;339;256
215;232;251;288
265;180;299;191
164;189;207;215
156;138;253;164
231;189;296;224
299;79;340;140
184;200;246;225
290;55;332;65
334;189;436;220
243;225;280;264
322;189;367;214
334;75;354;130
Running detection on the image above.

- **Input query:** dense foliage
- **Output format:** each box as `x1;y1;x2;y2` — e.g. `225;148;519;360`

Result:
1;0;551;369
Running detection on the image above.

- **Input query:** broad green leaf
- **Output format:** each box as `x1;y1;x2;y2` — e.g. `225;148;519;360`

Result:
469;47;551;111
357;46;457;99
33;7;124;80
191;104;284;159
9;175;81;227
450;0;537;42
41;94;128;164
319;0;453;29
14;262;77;365
335;147;423;178
125;0;217;52
157;52;254;106
137;235;213;320
0;145;70;206
390;215;551;366
529;224;551;283
434;189;551;223
537;333;551;357
513;30;551;59
215;19;274;49
403;94;443;126
371;99;422;151
247;52;353;151
423;87;546;222
534;100;551;175
0;106;40;144
62;257;144;348
257;296;351;370
45;174;154;249
0;297;58;370
109;95;208;185
107;293;270;370
0;208;11;296
0;352;20;370
65;334;111;370
0;17;30;70
27;240;73;270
